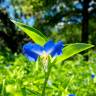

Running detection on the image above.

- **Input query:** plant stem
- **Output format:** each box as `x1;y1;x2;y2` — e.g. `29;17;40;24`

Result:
2;79;5;96
41;65;52;96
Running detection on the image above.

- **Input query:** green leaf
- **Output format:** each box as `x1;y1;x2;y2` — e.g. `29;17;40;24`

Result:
56;43;94;63
11;20;48;46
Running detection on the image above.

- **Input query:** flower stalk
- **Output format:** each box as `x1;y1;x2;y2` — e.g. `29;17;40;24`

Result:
41;58;52;96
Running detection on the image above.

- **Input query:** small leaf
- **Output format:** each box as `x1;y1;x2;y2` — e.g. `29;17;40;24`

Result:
56;43;94;63
11;20;48;46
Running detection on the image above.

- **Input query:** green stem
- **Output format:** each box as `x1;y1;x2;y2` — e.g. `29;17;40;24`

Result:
2;79;5;96
41;65;52;96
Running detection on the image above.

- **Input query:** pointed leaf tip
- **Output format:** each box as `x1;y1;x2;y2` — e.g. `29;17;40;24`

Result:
11;20;48;46
56;43;94;63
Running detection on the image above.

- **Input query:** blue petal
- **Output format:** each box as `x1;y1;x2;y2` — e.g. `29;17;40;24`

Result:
23;42;43;61
51;41;64;57
57;49;62;55
44;40;55;54
23;50;38;61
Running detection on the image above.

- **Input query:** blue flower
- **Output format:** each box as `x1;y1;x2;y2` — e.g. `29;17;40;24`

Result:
23;40;64;61
68;94;75;96
91;74;95;79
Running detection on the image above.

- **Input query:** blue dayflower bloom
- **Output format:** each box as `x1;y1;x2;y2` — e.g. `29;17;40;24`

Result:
91;74;95;79
23;40;64;61
69;94;75;96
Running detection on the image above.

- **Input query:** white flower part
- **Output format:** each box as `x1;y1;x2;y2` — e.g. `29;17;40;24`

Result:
41;51;49;72
41;51;48;62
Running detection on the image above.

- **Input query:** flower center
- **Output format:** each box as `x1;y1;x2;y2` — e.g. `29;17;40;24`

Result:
41;51;49;64
41;51;48;60
41;51;49;72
